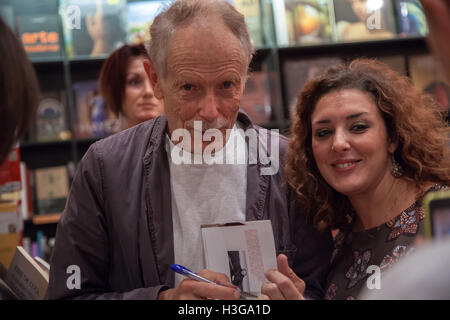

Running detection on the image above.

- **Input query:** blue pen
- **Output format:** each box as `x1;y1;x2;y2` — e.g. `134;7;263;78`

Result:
170;264;258;299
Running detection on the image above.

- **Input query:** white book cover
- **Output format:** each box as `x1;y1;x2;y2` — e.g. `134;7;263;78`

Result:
201;220;277;296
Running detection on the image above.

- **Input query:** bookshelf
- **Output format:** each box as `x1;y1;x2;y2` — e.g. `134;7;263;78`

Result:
2;0;442;241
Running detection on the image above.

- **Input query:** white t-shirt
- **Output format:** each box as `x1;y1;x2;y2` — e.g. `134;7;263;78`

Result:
166;124;247;287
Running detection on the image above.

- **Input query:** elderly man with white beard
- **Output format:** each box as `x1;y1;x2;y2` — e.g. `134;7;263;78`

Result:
48;0;332;300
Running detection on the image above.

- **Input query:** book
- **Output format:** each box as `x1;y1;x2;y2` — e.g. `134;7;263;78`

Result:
126;0;166;45
19;162;34;221
0;147;21;203
229;0;264;48
60;0;127;58
34;91;71;142
4;246;49;300
284;0;333;45
394;0;428;37
34;166;69;215
16;13;63;59
72;80;120;139
241;71;272;125
333;0;396;42
283;56;342;114
201;220;277;296
0;202;20;269
409;54;450;113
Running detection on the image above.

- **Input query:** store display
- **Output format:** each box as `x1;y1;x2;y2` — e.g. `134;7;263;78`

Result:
333;0;397;41
16;13;63;59
34;91;71;142
60;0;127;58
394;0;428;37
126;0;166;44
229;0;264;47
241;71;272;125
284;0;333;45
409;54;450;113
72;80;120;139
34;166;69;216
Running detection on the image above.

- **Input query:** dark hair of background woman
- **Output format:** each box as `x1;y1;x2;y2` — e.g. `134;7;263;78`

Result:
98;43;149;117
286;58;450;231
0;17;39;164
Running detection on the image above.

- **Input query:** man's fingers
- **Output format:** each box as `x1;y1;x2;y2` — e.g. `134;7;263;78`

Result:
277;254;306;294
198;269;237;289
184;280;240;300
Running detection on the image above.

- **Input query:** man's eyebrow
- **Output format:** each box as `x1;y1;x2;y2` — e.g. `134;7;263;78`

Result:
314;112;368;124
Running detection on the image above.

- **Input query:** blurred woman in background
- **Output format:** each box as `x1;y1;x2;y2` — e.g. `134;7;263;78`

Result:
99;43;164;131
260;58;449;300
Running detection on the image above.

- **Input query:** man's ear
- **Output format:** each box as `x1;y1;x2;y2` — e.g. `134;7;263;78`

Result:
143;60;164;100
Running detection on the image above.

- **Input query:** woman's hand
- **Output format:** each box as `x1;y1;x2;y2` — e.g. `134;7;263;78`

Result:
259;254;306;300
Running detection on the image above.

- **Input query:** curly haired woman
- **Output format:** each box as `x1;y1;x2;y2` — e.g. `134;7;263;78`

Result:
259;58;449;300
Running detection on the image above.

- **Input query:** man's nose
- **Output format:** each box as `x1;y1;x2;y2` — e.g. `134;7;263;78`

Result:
143;78;155;97
331;129;351;153
198;92;219;122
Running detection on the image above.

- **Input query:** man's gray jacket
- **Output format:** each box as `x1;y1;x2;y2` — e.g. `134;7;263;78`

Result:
48;112;332;300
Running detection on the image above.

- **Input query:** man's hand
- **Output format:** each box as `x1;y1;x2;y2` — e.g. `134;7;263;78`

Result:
158;269;241;300
259;254;305;300
420;0;450;81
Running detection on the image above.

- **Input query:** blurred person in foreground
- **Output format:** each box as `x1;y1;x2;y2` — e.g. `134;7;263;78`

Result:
99;43;164;131
420;0;450;81
259;58;449;300
355;0;450;300
0;17;39;165
48;0;332;300
0;16;39;297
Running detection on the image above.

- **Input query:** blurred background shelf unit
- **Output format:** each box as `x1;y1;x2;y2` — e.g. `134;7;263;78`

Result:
2;0;448;245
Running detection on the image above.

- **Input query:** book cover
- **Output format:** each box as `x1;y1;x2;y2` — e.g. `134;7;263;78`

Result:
241;71;272;125
0;202;20;269
0;147;21;203
72;80;120;139
201;220;277;296
333;0;396;42
394;0;428;37
126;0;166;45
34;166;69;215
283;0;333;45
409;54;450;114
4;246;49;300
283;56;342;114
229;0;264;48
60;0;127;58
16;13;63;59
34;91;71;142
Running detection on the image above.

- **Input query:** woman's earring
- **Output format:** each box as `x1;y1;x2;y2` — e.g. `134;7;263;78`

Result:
390;155;403;178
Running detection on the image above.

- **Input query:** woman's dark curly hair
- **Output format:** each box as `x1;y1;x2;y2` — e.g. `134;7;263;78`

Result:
285;58;450;231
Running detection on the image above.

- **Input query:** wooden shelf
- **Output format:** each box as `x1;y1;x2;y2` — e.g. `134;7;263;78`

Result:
31;213;61;225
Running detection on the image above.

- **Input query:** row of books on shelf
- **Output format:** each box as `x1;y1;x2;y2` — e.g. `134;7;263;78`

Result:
283;53;450;115
0;0;429;61
0;147;73;221
29;70;274;143
30;52;449;144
